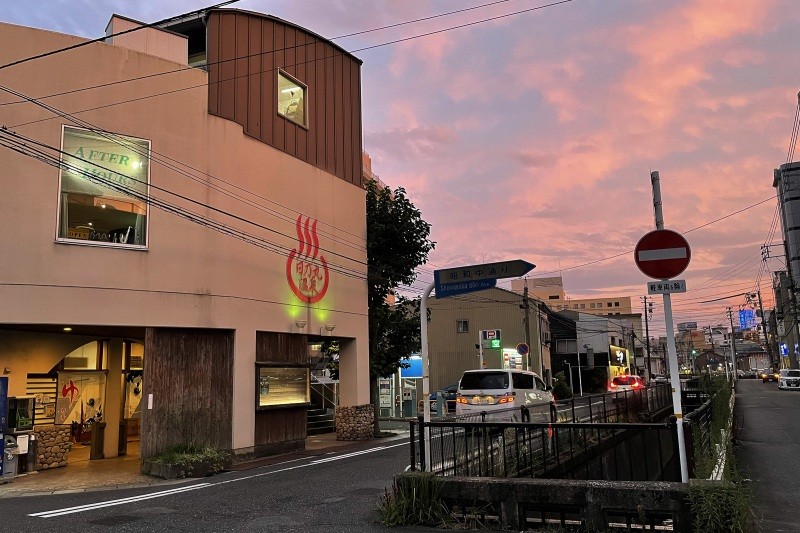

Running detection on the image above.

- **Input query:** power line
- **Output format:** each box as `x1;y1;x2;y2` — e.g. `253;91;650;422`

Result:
0;1;241;71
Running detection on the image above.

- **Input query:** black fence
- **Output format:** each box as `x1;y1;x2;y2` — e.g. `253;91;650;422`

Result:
412;418;680;481
410;385;679;481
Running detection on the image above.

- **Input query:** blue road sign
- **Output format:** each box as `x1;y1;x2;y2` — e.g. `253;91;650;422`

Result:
434;259;534;298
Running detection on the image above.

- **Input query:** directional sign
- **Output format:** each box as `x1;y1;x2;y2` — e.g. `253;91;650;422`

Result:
634;229;691;279
434;260;535;298
647;279;686;295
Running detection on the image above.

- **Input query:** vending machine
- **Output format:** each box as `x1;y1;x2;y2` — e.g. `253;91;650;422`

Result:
7;396;34;474
0;377;9;480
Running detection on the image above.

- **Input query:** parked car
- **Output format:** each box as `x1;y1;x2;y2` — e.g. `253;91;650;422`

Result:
778;369;800;390
428;383;459;413
652;374;669;384
760;370;779;383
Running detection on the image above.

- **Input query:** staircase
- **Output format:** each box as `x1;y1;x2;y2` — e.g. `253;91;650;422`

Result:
307;406;335;435
307;378;338;435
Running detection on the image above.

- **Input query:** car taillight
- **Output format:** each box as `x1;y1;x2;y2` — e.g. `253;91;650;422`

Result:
631;381;640;389
609;382;618;389
498;397;514;404
456;397;468;404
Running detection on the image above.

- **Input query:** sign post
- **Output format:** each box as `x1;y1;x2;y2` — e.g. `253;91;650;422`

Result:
639;171;690;484
420;259;534;471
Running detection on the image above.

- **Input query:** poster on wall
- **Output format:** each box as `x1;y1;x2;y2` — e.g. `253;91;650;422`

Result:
55;372;107;425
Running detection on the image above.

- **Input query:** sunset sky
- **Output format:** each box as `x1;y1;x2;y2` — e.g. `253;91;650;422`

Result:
4;0;799;335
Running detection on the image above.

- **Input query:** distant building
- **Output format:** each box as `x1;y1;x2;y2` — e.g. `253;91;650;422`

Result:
510;277;633;315
425;287;552;390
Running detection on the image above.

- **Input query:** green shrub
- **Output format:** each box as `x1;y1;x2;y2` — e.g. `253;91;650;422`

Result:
553;371;573;400
377;473;450;527
150;444;228;476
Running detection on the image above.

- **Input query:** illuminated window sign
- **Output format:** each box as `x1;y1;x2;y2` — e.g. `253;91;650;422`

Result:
57;126;150;247
256;364;310;409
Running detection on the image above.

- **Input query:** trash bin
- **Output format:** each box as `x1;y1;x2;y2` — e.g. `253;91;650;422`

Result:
2;435;19;483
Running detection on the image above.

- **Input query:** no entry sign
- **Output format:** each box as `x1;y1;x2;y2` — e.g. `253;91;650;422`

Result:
634;229;691;279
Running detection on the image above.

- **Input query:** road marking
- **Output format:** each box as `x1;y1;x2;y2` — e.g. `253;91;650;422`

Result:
30;441;408;518
29;483;212;518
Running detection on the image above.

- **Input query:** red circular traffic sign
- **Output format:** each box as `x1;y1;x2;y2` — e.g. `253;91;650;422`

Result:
634;229;691;279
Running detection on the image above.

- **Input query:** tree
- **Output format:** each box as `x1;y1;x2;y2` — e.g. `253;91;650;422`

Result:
366;179;435;435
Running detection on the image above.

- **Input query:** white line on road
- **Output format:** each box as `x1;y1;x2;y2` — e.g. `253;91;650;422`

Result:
29;483;213;518
30;441;408;518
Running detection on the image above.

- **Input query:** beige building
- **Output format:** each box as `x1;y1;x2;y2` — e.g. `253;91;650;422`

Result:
426;287;552;391
511;277;633;315
0;10;370;466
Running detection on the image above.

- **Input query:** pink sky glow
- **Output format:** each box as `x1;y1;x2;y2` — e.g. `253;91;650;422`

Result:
4;0;800;334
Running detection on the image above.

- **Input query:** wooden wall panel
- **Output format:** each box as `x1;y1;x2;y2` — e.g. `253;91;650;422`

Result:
140;328;234;458
259;21;275;146
209;11;362;186
254;331;307;451
246;16;262;138
217;13;237;120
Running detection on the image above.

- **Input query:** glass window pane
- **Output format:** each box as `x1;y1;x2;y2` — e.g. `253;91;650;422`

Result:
257;366;310;407
277;70;307;126
59;127;150;247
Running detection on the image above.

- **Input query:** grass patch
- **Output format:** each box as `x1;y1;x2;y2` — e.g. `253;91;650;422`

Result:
377;473;450;528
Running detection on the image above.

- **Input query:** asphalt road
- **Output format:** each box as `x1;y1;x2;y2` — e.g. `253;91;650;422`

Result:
0;437;444;533
736;378;800;532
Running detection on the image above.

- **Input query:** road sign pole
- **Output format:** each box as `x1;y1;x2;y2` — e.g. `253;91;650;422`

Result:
478;331;484;369
650;171;689;483
421;281;434;471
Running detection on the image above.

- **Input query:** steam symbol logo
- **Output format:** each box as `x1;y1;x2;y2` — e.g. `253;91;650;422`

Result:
286;215;329;303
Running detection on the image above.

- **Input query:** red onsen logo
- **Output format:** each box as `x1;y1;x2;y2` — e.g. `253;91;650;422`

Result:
286;215;330;303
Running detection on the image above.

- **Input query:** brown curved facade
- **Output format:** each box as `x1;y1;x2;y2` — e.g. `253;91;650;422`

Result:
208;10;363;186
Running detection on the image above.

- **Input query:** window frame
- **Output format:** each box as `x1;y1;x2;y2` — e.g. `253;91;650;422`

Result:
255;362;311;411
277;69;309;129
456;320;469;333
55;125;151;250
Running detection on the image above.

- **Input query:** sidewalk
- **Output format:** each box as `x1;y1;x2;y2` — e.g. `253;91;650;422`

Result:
0;421;411;499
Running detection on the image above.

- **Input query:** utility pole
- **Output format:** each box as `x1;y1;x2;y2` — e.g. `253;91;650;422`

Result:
630;327;637;376
522;282;532;371
752;290;774;369
642;296;653;382
727;307;738;381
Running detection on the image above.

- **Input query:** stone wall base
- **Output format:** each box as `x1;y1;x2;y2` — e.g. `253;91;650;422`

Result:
335;404;373;441
34;426;72;470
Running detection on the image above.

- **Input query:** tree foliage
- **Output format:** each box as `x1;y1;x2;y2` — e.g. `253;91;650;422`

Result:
366;179;435;381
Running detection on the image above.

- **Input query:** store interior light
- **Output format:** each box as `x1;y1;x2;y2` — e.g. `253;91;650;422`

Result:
63;327;72;332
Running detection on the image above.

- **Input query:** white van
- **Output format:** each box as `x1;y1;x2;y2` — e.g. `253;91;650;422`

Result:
455;369;555;422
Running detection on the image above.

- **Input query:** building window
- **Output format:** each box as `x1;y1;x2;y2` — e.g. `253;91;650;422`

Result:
548;295;559;300
256;364;310;409
278;70;307;127
607;302;613;307
580;304;586;309
573;304;578;309
58;126;150;248
614;302;620;307
457;320;469;333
